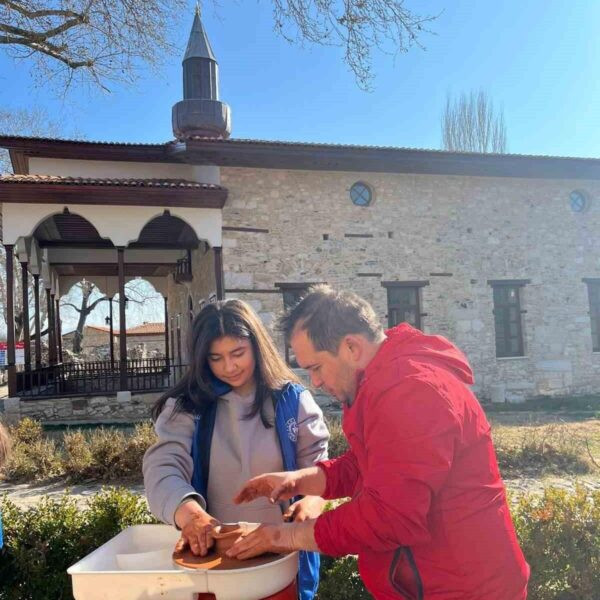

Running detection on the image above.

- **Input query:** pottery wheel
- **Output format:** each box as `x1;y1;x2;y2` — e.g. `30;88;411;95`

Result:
173;548;282;571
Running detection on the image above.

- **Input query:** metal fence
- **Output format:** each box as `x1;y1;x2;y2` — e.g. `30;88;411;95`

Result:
15;358;188;398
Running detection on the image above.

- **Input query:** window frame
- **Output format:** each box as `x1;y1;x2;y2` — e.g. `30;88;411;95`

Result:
583;278;600;351
381;280;429;330
275;282;324;365
488;279;530;358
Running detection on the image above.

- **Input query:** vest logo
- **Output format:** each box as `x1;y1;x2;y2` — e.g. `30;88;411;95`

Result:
286;417;298;442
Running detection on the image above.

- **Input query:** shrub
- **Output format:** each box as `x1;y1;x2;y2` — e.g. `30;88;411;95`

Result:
2;421;158;484
62;431;94;478
0;487;156;600
325;417;348;459
119;422;157;478
318;555;369;600
494;423;592;478
513;485;600;600
10;417;44;445
86;427;128;480
3;418;63;481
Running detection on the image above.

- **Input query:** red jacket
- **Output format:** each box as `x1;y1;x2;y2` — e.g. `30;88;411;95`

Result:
314;325;529;599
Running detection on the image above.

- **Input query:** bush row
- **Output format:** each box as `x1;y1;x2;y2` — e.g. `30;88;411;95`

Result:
1;415;596;483
3;418;157;483
0;485;598;599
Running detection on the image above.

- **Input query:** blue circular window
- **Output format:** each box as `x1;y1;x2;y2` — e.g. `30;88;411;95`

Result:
569;190;588;213
350;182;373;206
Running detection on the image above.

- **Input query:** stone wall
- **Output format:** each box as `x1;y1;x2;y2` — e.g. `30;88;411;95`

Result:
218;166;600;401
167;244;216;364
4;391;159;424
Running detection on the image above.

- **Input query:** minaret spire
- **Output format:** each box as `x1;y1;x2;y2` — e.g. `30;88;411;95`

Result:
172;9;231;139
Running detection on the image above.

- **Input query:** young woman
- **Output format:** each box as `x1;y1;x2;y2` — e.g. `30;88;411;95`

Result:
143;299;329;600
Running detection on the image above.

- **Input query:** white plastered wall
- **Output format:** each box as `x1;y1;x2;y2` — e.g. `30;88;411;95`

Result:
3;203;222;247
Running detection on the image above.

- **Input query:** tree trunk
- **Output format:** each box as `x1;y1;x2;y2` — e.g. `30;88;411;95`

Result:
72;283;92;354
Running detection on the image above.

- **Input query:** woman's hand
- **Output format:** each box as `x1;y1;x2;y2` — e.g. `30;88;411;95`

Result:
283;496;326;522
174;502;220;557
233;471;300;504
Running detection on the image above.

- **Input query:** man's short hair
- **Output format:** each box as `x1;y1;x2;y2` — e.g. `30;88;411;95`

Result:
278;285;384;354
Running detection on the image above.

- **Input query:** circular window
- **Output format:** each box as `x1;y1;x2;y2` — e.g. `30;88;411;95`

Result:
350;182;373;206
569;190;588;213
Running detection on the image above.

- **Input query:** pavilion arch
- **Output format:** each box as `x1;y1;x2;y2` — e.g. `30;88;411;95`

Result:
2;204;222;248
128;211;201;250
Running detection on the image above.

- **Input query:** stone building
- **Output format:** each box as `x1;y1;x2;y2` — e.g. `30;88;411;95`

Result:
3;9;600;423
62;323;166;358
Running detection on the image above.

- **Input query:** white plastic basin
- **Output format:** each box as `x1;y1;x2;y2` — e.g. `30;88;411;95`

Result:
67;524;298;600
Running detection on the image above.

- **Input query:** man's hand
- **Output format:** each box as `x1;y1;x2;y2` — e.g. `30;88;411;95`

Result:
233;472;300;504
174;503;220;557
226;520;319;560
283;496;326;522
233;466;327;505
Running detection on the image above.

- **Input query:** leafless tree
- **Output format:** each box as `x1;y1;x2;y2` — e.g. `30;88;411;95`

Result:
0;0;186;92
268;0;437;89
0;106;64;173
1;1;436;93
61;280;107;353
60;278;162;354
442;89;508;154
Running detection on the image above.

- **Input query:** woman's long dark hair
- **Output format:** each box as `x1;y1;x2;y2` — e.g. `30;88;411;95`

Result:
152;299;300;427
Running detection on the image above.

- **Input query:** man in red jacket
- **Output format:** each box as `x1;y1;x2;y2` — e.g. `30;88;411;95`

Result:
229;286;529;599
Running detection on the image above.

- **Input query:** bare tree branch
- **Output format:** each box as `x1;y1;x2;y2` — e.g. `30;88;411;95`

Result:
0;0;186;92
0;1;436;93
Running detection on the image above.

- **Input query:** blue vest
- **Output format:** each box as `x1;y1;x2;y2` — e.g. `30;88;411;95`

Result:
191;381;320;600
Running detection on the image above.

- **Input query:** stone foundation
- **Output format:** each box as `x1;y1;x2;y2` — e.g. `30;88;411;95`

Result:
4;391;161;425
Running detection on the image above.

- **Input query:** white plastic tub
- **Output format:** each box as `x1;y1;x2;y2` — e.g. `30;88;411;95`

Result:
67;524;299;600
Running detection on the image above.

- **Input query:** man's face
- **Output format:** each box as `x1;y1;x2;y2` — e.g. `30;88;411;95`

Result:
290;328;358;405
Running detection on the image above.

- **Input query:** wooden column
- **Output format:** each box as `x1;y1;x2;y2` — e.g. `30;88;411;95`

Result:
20;262;31;370
164;296;170;366
50;293;56;364
170;316;175;364
33;274;42;369
4;245;16;396
176;314;182;364
214;246;224;300
55;298;62;363
117;248;127;391
109;297;115;369
46;288;56;365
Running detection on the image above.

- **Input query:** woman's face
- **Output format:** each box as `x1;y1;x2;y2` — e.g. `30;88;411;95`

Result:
207;335;256;395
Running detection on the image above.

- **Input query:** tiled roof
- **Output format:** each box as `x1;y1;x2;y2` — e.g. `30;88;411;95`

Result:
182;136;600;162
0;174;222;190
126;322;165;335
0;134;168;147
64;323;165;336
2;133;600;162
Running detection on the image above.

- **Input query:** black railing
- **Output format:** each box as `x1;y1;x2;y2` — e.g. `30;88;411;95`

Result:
174;252;193;283
15;359;187;398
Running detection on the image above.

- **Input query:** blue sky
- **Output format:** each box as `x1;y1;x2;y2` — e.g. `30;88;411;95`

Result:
2;0;600;157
